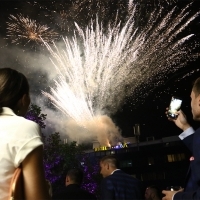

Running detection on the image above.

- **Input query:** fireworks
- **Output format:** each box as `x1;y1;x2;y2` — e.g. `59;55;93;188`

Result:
42;1;199;144
29;0;177;34
44;2;199;113
4;0;199;144
28;0;123;33
6;14;59;45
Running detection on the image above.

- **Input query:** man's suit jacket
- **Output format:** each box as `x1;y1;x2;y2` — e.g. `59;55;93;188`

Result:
100;169;144;200
174;127;200;200
53;184;97;200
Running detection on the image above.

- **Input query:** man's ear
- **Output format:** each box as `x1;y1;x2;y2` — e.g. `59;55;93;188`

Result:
65;176;70;186
197;94;200;107
151;192;155;199
66;176;70;182
107;163;110;170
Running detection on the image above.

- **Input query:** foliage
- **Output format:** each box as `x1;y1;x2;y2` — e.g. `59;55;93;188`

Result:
43;132;101;196
25;104;100;196
43;132;85;194
80;154;101;196
25;104;47;129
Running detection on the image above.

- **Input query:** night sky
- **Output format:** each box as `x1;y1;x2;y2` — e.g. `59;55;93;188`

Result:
0;0;200;142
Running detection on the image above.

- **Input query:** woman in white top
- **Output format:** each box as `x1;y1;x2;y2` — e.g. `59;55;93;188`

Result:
0;68;51;200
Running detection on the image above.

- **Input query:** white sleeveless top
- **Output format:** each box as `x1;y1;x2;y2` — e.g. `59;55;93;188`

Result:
0;107;43;200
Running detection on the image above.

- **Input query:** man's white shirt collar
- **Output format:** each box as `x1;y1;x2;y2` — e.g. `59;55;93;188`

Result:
111;169;120;175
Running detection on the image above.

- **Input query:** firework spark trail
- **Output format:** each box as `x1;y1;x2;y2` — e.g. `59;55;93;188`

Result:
42;2;199;144
6;14;59;45
28;0;177;34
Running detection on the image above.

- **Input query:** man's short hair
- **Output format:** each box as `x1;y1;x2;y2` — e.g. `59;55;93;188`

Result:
147;185;162;199
100;155;120;168
67;168;83;185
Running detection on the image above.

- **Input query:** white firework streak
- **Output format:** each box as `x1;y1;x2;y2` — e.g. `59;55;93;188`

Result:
42;3;199;129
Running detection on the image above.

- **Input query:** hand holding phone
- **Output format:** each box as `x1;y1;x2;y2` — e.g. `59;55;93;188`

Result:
167;96;182;119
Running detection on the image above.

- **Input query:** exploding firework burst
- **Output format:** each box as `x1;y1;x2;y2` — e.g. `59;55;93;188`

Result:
6;14;59;46
42;1;199;144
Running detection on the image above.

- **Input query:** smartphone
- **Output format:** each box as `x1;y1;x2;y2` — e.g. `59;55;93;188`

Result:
167;96;182;119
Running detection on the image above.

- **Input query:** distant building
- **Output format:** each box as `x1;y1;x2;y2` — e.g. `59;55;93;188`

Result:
85;135;190;189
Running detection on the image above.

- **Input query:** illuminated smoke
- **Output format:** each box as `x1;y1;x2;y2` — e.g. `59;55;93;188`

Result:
42;2;199;145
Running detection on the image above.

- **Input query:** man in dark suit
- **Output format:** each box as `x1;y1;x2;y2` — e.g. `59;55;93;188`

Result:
163;77;200;200
53;168;97;200
100;155;144;200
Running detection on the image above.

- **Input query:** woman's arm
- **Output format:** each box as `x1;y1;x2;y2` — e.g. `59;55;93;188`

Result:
22;145;51;200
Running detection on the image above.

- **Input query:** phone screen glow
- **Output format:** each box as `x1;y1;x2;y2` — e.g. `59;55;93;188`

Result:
168;97;182;118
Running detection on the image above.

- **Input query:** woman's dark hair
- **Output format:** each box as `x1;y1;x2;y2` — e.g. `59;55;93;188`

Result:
0;68;29;112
